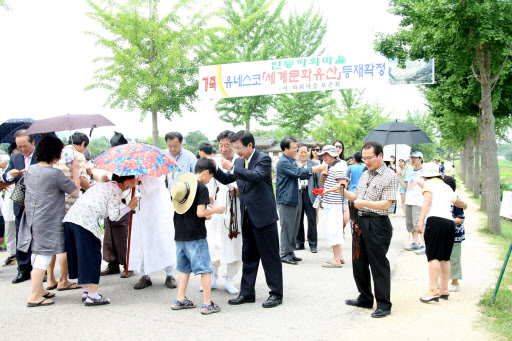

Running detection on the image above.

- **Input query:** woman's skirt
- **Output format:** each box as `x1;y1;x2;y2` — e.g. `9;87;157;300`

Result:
424;216;455;262
64;222;102;285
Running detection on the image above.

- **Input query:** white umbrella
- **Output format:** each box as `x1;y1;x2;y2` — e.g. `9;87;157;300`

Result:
383;144;411;161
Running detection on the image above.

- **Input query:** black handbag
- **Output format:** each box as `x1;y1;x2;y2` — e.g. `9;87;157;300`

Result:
10;175;25;207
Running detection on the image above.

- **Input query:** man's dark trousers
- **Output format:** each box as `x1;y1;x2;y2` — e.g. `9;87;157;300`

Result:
352;215;393;311
240;212;283;299
296;189;317;248
15;214;32;276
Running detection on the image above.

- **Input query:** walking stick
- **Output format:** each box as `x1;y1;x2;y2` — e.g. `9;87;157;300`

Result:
125;188;136;277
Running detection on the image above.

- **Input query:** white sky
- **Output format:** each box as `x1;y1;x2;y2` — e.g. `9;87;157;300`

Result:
0;0;427;141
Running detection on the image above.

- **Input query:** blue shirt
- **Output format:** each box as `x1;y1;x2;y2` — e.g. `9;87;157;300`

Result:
346;163;365;192
165;148;197;191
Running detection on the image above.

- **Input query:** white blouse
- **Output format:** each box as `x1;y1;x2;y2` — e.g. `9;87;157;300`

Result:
63;182;126;239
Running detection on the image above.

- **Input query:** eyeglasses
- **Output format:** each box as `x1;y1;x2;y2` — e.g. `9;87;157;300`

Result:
312;148;321;152
362;155;377;162
232;146;245;151
335;145;343;149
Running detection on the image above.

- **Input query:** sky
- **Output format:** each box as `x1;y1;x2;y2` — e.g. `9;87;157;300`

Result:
0;0;427;142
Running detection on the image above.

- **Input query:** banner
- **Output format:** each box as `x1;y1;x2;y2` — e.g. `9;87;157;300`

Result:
198;55;434;100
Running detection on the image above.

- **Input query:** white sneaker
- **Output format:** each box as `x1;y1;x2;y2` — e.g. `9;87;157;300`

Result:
224;280;240;295
449;284;460;292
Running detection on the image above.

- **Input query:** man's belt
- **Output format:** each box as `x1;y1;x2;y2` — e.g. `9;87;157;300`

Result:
358;211;385;218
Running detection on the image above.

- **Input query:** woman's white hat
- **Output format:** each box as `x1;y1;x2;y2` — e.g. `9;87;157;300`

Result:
317;145;338;158
421;163;442;178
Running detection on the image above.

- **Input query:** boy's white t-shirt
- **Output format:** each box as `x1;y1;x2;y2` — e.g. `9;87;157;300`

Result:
404;167;425;206
422;178;457;220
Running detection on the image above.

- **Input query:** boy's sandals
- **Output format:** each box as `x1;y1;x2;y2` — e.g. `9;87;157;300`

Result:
201;301;221;315
322;260;343;268
84;295;110;306
171;297;196;310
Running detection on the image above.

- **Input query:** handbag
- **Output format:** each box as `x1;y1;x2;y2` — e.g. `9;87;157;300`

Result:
10;175;26;207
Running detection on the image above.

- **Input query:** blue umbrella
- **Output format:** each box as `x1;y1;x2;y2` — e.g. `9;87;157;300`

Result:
0;118;56;144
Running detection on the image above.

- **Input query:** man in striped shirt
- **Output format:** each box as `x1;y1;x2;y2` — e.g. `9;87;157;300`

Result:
342;142;399;319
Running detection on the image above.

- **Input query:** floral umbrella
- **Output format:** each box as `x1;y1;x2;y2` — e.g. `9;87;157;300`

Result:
93;142;180;276
93;142;180;176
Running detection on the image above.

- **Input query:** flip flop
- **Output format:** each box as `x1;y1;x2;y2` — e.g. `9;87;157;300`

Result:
27;298;55;307
322;260;343;268
46;284;57;290
43;292;56;299
57;282;82;291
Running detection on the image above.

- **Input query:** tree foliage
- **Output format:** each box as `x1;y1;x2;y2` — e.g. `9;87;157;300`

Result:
86;0;217;146
404;110;439;161
273;5;329;141
209;0;286;130
374;0;512;235
88;136;111;159
183;130;209;154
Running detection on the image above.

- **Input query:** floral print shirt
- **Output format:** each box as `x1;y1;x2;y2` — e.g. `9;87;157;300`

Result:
63;181;125;239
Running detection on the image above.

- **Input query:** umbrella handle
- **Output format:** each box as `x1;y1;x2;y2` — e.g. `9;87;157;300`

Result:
125;188;136;276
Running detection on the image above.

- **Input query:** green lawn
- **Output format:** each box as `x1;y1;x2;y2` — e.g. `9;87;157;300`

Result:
499;159;512;169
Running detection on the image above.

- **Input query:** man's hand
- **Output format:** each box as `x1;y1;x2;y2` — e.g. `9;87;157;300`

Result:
320;170;328;179
128;197;139;210
0;160;7;169
313;163;328;173
9;169;21;178
221;158;233;170
229;187;239;196
214;205;225;214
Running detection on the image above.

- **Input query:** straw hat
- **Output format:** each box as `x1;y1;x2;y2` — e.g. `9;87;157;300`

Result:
171;173;197;214
317;145;338;158
421;163;441;178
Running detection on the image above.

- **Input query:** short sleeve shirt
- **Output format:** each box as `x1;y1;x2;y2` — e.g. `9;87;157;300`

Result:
323;160;347;205
404;168;424;206
355;163;399;215
422;178;457;220
347;163;365;192
452;204;465;242
53;145;89;212
174;181;210;241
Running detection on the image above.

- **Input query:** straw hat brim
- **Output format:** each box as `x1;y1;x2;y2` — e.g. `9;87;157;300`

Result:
171;173;198;214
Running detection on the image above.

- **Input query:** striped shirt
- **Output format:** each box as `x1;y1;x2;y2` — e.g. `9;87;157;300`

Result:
323;160;347;205
355;163;399;215
53;145;89;212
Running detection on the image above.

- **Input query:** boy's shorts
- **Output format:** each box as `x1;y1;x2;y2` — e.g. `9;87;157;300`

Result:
176;238;212;275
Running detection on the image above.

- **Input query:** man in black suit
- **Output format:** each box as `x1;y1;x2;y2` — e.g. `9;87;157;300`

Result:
2;130;37;284
214;130;283;308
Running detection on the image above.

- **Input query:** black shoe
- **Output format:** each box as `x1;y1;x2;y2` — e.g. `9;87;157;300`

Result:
310;247;318;253
2;255;16;266
371;308;391;318
12;273;31;284
295;243;305;250
281;255;298;265
262;295;282;308
292;256;302;261
228;295;256;305
345;298;373;309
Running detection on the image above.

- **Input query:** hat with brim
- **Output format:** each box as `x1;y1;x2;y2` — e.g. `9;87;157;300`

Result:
317;145;338;158
421;163;441;178
171;173;198;214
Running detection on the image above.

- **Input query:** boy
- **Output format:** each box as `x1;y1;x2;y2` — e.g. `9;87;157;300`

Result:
170;158;225;315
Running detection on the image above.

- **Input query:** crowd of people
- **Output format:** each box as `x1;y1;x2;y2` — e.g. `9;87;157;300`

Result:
0;128;467;317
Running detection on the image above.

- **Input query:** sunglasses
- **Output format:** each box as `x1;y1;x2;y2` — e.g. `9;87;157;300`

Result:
312;148;321;152
335;145;343;149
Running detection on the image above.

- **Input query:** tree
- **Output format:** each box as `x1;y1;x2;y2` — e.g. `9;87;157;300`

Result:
374;0;512;235
273;6;329;142
183;130;209;154
0;0;9;10
404;110;439;162
88;136;111;159
86;0;217;146
142;135;167;150
210;0;286;130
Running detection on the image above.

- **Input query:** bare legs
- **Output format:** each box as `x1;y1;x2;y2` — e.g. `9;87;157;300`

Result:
400;193;406;217
426;260;451;295
46;253;80;289
28;268;52;305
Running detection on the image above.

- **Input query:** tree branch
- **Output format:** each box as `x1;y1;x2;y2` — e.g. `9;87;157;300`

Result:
471;63;482;83
475;43;488;85
490;41;512;89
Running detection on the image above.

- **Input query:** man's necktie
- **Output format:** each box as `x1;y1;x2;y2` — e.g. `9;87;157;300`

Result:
245;160;249;169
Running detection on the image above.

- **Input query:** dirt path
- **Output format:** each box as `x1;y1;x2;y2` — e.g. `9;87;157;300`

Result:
341;183;501;340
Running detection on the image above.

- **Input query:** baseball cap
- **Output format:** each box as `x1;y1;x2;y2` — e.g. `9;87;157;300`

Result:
410;151;423;158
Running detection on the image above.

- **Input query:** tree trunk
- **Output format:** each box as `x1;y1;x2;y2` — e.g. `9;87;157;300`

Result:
245;117;250;132
478;48;502;235
474;128;481;199
465;135;475;194
151;111;159;147
298;118;303;143
460;148;466;183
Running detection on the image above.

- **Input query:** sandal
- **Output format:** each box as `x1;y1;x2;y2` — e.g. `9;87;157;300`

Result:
27;298;54;307
201;301;221;315
171;297;196;310
82;292;101;302
42;292;56;299
84;295;110;306
57;282;82;291
322;260;342;268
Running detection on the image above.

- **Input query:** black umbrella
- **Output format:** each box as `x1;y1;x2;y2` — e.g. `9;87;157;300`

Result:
0;118;56;144
363;120;433;145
